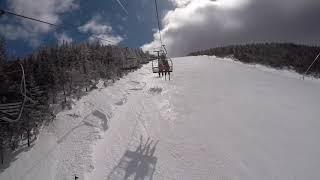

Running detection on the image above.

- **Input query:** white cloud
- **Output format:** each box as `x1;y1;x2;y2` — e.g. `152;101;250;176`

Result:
54;32;73;45
1;0;78;46
79;16;112;34
169;0;193;7
79;16;123;45
142;0;320;57
88;34;123;46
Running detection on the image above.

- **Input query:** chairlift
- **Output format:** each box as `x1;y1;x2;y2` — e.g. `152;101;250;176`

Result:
0;63;27;123
151;46;173;74
151;0;173;77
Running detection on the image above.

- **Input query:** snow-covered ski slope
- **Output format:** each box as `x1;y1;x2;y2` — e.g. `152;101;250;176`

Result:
1;56;320;180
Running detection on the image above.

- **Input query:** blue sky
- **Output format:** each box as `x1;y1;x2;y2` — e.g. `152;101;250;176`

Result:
0;0;173;57
1;0;320;57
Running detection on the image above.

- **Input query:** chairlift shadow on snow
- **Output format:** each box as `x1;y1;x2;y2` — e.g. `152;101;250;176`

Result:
107;136;159;180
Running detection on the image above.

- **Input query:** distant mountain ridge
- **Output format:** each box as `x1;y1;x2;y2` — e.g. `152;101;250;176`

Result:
188;43;320;76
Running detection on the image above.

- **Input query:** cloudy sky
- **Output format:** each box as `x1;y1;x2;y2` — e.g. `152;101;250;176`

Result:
1;0;320;57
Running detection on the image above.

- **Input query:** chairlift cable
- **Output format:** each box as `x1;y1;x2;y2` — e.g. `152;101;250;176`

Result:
303;51;320;79
115;0;129;14
154;0;163;47
1;9;58;27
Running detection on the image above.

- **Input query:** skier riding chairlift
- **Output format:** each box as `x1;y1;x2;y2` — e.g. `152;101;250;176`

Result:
158;53;171;80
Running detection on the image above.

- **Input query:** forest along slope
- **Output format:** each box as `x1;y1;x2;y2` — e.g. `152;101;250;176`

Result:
87;56;320;180
2;56;320;180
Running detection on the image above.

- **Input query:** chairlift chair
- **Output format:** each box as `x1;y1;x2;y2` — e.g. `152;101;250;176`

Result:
151;50;173;74
0;63;27;123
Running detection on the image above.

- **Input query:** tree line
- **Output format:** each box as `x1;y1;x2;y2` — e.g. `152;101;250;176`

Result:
0;39;150;165
188;43;320;76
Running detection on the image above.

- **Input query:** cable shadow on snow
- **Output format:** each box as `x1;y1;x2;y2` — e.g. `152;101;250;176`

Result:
56;121;97;144
1;109;108;175
19;120;98;178
107;136;159;180
0;143;35;173
19;113;101;177
58;109;109;144
0;126;40;173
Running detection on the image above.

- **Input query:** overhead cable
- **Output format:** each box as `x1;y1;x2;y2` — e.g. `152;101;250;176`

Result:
154;0;163;46
303;52;320;79
115;0;129;14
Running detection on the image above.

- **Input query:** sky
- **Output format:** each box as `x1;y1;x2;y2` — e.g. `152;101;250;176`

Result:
1;0;320;57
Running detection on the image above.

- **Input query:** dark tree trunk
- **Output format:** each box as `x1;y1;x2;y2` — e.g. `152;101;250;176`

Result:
27;129;30;147
0;138;3;164
9;129;15;151
26;116;30;147
52;90;56;104
69;77;72;94
63;83;67;103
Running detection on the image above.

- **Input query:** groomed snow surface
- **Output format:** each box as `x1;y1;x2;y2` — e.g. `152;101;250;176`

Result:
1;56;320;180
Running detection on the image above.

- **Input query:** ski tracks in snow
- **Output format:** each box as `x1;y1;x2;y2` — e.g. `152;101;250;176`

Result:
4;57;320;180
52;72;154;180
86;64;178;180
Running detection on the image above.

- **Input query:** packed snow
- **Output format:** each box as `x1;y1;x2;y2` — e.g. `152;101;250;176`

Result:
1;56;320;180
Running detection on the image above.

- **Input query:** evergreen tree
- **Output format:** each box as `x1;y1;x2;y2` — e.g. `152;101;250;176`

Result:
0;39;149;164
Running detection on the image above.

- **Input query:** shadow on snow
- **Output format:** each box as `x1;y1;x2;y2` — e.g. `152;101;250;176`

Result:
107;136;159;180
